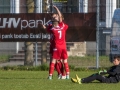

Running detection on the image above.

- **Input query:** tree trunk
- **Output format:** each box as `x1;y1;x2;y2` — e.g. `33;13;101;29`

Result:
41;42;47;64
40;0;49;64
24;0;34;66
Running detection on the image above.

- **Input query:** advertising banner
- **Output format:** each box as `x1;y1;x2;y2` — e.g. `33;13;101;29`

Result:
0;13;96;42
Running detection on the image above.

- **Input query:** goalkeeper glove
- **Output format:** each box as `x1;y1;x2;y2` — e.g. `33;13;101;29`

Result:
98;70;103;74
98;69;107;75
103;69;107;73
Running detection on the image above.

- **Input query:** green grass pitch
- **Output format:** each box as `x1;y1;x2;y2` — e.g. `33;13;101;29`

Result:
0;71;120;90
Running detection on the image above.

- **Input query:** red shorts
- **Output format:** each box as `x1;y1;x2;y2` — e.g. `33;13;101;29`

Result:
52;47;68;60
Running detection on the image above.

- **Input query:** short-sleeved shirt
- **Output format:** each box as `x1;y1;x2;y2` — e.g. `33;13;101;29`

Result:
47;22;68;59
49;22;68;48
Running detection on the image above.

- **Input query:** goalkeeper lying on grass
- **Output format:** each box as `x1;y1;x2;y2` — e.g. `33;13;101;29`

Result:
71;55;120;84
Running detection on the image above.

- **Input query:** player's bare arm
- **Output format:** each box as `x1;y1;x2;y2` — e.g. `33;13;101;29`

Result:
53;5;62;22
42;24;47;30
40;23;47;30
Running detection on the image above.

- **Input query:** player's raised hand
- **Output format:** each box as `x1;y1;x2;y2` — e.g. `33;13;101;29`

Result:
52;5;62;22
53;5;57;9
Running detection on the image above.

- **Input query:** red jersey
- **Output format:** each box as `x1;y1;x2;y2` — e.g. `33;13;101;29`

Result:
47;22;68;59
49;22;68;49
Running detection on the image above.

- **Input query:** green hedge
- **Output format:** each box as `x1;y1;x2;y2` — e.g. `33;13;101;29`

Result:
0;64;109;71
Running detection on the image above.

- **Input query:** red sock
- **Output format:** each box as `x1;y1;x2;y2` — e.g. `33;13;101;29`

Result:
58;61;62;70
64;63;70;75
61;68;66;76
49;63;55;76
59;61;65;76
55;62;62;75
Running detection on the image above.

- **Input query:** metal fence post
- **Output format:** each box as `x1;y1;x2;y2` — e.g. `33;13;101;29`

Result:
96;0;100;69
35;0;43;66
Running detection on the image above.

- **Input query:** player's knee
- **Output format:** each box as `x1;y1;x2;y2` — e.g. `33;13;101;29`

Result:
63;59;67;63
51;59;56;63
56;60;60;63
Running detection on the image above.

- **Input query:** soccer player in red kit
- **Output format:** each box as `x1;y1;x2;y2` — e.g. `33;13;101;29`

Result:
42;5;69;79
43;18;66;79
47;23;66;79
47;5;70;79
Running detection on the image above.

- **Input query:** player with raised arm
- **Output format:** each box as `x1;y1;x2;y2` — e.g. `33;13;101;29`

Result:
43;6;69;79
47;21;66;79
47;5;70;79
